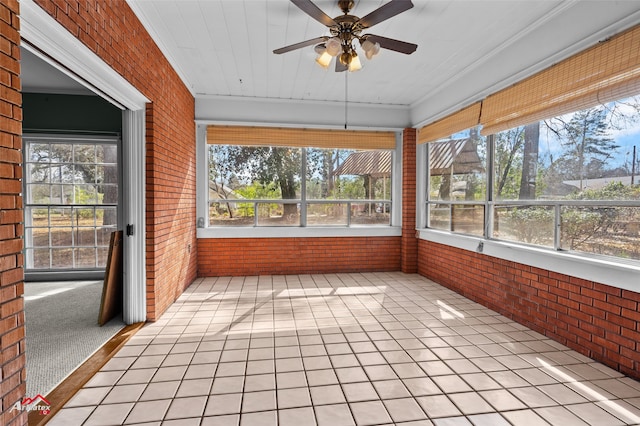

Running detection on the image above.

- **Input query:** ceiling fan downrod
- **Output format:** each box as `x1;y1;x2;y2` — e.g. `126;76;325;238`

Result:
338;0;355;14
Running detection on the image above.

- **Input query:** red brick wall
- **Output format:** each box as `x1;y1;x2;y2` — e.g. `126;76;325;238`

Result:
401;128;417;273
198;237;401;276
33;0;198;321
0;1;26;425
418;239;640;379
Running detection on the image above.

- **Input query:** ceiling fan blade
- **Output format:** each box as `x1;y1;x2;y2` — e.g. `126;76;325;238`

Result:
358;0;414;29
273;36;327;54
335;59;347;72
291;0;337;27
365;34;417;54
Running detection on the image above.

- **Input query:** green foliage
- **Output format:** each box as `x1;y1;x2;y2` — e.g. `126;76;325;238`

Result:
561;181;639;251
503;206;553;244
561;207;614;250
568;181;640;201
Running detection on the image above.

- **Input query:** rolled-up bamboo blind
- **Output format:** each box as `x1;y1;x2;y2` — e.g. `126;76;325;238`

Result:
207;125;396;149
480;24;640;135
417;102;481;144
415;24;640;140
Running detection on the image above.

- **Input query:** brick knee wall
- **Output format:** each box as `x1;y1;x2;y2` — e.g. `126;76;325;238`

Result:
198;237;401;276
0;1;27;424
34;0;198;321
418;239;640;379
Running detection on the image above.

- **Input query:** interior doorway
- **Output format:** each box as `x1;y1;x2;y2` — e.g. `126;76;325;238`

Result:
19;0;149;401
20;48;127;397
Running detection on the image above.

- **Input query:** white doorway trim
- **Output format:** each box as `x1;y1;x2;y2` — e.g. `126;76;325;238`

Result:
20;0;149;324
19;0;148;111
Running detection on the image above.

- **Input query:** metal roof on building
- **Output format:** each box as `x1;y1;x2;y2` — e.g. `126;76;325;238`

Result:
430;138;484;176
332;150;392;178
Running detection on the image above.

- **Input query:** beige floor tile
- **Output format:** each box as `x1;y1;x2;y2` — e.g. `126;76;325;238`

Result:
310;384;347;405
480;389;527;411
383;397;428;422
336;366;369;383
46;406;94;426
279;406;316;426
448;391;494;415
239;410;278;426
211;376;244;394
244;373;276;392
303;355;332;370
417;395;462;418
343;381;379;402
202;393;241;417
535;406;590;425
276;371;308;388
315;403;355;426
306;369;339;386
85;403;134;425
164;395;208;419
201;414;240;426
64;386;110;407
175;378;213;397
372;379;412;399
242;390;277;413
403;377;441;396
277;387;312;408
566;402;629;425
350;400;392;425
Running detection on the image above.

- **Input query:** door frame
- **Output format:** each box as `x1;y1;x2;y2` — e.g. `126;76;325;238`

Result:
20;0;149;323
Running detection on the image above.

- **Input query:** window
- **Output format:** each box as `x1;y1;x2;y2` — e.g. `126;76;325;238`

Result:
24;136;119;270
208;144;393;227
427;127;487;237
426;96;640;262
492;98;640;259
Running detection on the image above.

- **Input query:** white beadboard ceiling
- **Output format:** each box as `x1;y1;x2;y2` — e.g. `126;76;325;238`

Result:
125;0;640;127
22;1;640;128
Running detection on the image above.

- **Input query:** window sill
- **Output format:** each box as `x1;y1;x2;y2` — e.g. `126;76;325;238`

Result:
198;226;402;239
418;229;640;293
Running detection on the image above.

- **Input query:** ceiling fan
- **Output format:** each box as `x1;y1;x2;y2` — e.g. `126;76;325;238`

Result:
273;0;417;72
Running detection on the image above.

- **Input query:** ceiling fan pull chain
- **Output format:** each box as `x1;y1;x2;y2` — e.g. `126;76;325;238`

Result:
344;71;348;130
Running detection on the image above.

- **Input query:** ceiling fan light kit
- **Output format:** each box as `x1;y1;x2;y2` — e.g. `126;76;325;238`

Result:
274;0;417;73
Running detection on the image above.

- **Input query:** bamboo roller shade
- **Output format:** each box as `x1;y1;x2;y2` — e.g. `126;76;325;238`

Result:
480;24;640;135
417;102;481;144
207;125;396;150
418;24;640;142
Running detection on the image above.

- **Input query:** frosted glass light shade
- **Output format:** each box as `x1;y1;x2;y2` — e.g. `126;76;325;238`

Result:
348;54;362;72
326;37;342;56
316;51;332;68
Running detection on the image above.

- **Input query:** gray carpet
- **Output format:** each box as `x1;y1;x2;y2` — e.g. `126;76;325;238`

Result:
24;281;125;397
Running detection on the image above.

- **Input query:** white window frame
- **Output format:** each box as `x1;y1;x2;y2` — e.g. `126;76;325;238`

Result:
23;134;121;272
196;123;403;238
417;132;640;293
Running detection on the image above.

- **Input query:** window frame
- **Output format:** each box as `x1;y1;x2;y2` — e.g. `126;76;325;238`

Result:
418;130;640;293
23;133;122;274
196;123;403;239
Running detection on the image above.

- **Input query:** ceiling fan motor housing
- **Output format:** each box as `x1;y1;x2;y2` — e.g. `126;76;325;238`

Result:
331;14;363;54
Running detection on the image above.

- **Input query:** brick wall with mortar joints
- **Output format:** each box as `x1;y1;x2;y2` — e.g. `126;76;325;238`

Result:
401;128;418;273
0;1;26;424
197;237;401;277
33;0;198;321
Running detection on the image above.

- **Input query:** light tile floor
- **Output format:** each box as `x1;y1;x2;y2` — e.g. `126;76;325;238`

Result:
47;272;640;425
